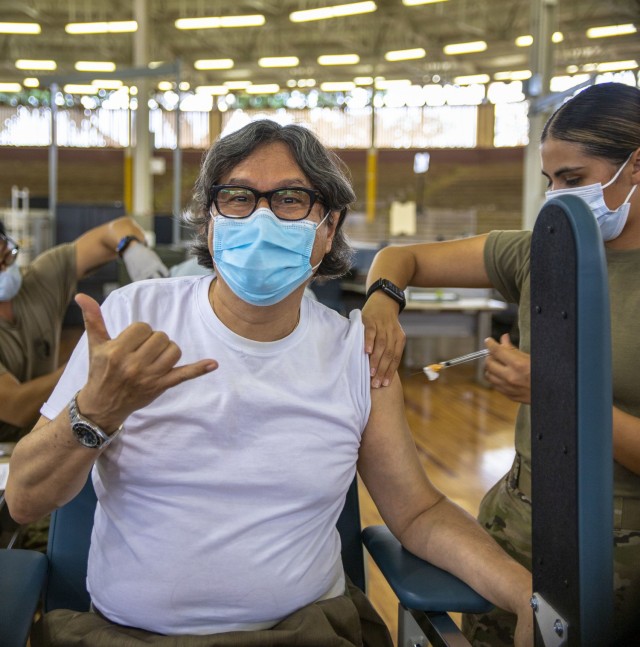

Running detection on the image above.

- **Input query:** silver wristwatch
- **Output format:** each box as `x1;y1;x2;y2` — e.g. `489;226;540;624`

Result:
69;391;123;449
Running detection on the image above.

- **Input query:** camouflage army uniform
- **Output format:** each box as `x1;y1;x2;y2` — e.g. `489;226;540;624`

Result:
462;231;640;646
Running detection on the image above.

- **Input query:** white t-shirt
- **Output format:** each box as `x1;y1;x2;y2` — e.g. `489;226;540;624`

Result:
42;275;371;635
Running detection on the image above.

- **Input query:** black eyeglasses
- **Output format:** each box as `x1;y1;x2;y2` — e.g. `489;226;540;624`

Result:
210;185;325;221
0;232;19;266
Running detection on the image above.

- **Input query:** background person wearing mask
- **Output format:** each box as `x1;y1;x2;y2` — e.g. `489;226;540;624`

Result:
0;216;169;443
360;82;640;645
7;120;533;646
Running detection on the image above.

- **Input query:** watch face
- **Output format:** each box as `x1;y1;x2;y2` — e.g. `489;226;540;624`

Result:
73;422;101;448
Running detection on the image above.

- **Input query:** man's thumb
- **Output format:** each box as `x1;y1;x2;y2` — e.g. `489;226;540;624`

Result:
75;293;111;346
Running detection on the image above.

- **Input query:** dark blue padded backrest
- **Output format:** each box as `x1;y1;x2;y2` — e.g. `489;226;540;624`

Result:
44;475;366;612
44;477;96;612
530;194;613;644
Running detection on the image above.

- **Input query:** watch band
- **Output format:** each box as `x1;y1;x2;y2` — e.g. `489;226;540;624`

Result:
69;391;122;449
116;235;142;257
366;278;406;313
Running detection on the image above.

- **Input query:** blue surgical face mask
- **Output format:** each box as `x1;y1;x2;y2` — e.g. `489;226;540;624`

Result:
212;207;329;306
545;154;637;241
0;263;23;301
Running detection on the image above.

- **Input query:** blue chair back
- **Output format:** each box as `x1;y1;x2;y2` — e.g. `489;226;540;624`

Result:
43;476;366;612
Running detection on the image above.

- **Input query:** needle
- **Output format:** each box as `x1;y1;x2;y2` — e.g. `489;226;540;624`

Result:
423;348;490;380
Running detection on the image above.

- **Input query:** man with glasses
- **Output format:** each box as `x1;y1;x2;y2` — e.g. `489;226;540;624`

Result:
0;217;168;445
7;121;533;646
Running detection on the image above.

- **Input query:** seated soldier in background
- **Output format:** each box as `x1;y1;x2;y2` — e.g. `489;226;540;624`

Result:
0;216;168;443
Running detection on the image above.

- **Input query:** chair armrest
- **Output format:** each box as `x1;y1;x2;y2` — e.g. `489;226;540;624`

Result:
362;525;494;614
0;549;48;647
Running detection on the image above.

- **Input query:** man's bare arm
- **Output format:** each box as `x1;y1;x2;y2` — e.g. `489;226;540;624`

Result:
358;375;532;645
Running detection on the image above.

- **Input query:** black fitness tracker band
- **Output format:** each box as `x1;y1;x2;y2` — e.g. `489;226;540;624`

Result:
365;278;406;313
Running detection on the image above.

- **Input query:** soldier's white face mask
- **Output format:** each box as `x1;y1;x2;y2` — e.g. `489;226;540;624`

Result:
545;154;637;242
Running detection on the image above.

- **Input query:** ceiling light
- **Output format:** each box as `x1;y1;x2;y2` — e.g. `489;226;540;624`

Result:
454;74;490;85
259;56;300;68
23;77;39;88
493;70;531;81
384;48;426;62
75;61;116;72
0;22;41;34
587;24;637;39
92;79;123;89
175;15;265;29
375;79;411;89
195;85;229;95
0;82;22;92
565;65;580;74
157;81;173;91
15;59;56;70
64;84;99;95
65;21;137;34
595;60;638;72
552;31;564;43
318;54;360;65
515;35;533;47
224;81;252;89
402;0;448;5
290;2;376;23
443;41;487;55
246;84;280;94
354;76;374;85
320;81;356;91
194;59;234;70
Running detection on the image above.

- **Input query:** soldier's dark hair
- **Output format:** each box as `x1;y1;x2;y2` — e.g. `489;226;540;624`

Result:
542;82;640;165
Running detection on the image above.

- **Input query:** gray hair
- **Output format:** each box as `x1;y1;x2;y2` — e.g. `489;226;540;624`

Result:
184;119;356;279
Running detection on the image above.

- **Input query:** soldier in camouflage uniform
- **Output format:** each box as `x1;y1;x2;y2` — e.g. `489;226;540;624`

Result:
362;82;640;645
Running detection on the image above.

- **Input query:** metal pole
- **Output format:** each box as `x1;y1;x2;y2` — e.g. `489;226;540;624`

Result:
172;61;182;245
48;83;58;230
522;0;556;230
366;91;377;224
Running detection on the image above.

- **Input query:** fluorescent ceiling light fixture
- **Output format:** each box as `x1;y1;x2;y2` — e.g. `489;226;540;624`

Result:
15;59;56;70
402;0;448;5
596;60;638;72
157;81;173;91
175;15;265;29
443;41;487;55
259;56;299;68
75;61;116;72
23;77;39;87
224;80;252;89
317;54;360;65
493;70;531;81
64;84;99;95
194;58;234;70
320;81;356;91
195;85;229;95
246;84;280;94
65;21;137;34
454;73;490;85
354;76;374;85
385;47;426;62
92;79;123;89
515;35;533;47
0;82;22;92
290;2;376;23
587;24;637;39
375;78;411;89
0;22;41;34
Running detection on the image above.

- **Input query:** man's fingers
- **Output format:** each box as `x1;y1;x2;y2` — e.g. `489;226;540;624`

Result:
75;293;111;347
161;359;219;389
